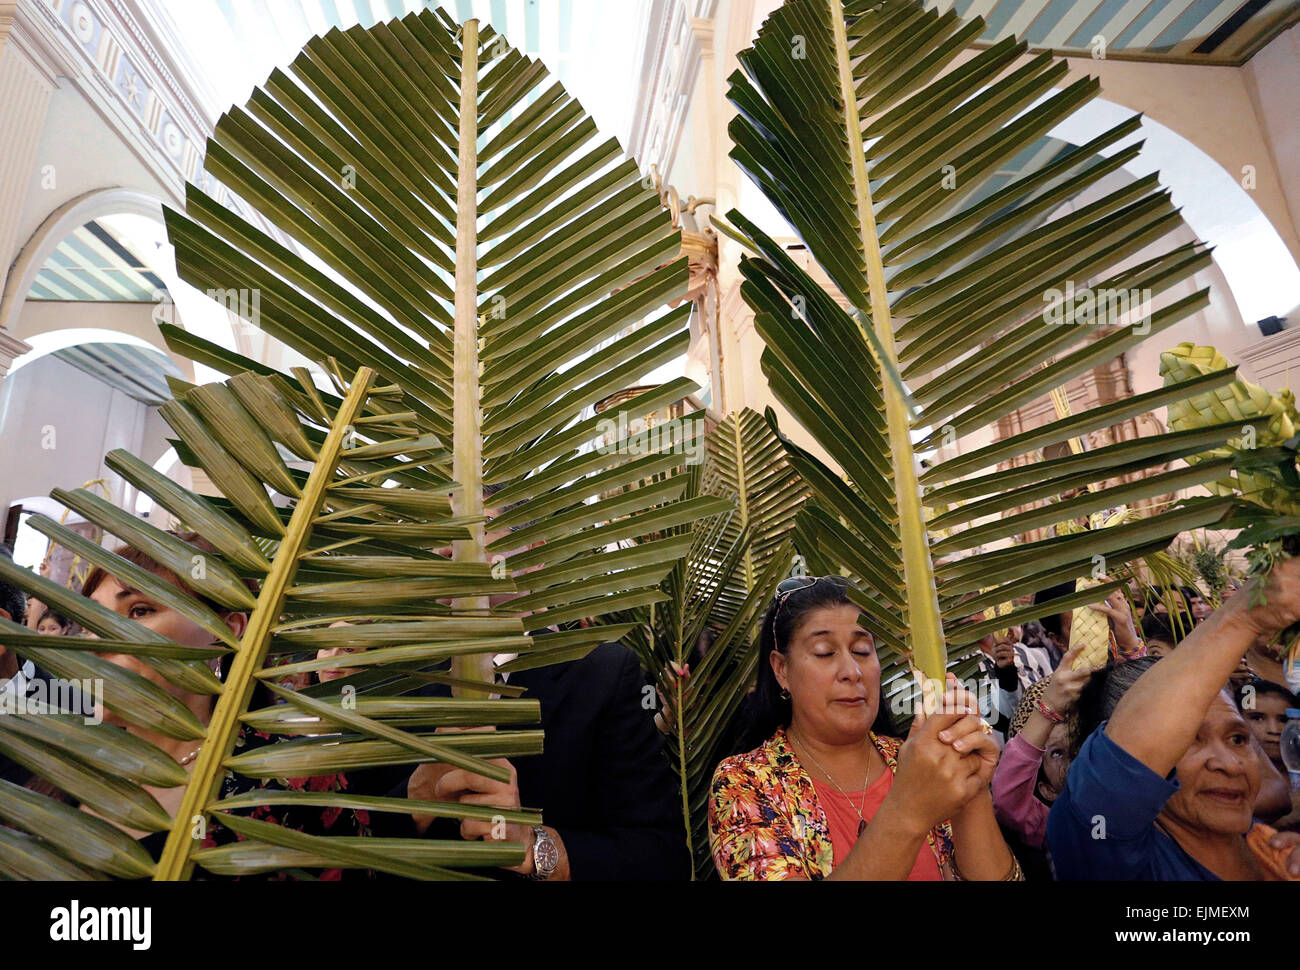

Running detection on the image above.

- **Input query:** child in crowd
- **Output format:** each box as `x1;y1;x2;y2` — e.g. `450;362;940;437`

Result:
35;609;70;636
992;643;1094;879
1140;612;1184;658
1237;679;1299;777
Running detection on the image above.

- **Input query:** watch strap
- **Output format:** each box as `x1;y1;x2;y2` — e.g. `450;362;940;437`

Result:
529;825;558;881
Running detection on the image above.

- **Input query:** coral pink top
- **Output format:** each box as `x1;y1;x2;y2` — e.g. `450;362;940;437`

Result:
811;771;942;880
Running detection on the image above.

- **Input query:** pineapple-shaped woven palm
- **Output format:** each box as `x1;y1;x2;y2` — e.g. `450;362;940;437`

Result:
1161;343;1300;516
1058;509;1128;671
1068;575;1111;671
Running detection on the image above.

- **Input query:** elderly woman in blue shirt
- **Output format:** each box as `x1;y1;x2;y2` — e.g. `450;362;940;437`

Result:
1048;556;1300;881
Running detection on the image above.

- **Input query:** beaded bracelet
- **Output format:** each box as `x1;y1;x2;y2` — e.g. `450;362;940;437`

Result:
1034;698;1065;724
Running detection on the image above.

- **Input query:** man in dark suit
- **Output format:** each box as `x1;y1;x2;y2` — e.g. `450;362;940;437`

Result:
396;484;688;881
406;639;689;881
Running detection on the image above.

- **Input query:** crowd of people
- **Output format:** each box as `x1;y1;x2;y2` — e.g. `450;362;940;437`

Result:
708;570;1300;881
1;532;1299;882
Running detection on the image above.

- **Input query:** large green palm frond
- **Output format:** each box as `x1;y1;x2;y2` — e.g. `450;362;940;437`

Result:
699;408;810;630
0;9;707;880
723;0;1253;693
615;410;806;877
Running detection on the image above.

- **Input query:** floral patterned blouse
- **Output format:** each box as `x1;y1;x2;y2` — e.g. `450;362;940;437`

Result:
708;727;954;880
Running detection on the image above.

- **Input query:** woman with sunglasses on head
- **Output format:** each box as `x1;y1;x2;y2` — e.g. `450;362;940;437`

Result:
707;575;1022;880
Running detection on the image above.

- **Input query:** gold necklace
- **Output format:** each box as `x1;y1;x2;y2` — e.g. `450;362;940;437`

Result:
791;729;872;836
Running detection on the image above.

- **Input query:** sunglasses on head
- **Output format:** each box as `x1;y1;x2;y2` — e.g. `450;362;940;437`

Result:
770;574;856;645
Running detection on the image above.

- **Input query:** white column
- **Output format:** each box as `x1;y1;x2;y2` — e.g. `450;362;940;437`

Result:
714;0;756;412
0;0;59;382
689;17;719;195
688;15;728;414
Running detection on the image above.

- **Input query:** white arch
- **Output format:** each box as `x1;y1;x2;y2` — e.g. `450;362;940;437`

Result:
6;330;167;376
7;496;86;572
1048;99;1300;325
1;186;242;385
0;188;166;335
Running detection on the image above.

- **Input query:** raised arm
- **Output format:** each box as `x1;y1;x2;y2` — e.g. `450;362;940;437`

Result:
1107;555;1300;777
992;643;1091;846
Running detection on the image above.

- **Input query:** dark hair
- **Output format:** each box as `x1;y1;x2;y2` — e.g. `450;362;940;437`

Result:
750;577;893;744
1238;679;1299;711
1021;620;1053;653
1140;612;1183;648
0;544;26;627
1072;656;1160;757
1149;585;1192;614
1033;580;1075;639
36;609;70;630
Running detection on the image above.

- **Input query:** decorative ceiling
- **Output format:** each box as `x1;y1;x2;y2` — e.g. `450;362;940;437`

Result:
159;0;641;136
51;341;184;406
926;0;1300;65
25;217;178;405
25;220;165;303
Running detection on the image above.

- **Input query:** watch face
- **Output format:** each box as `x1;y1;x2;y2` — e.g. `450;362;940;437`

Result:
534;830;559;873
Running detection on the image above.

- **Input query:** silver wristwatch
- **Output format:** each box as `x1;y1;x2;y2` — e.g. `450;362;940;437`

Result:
529;825;559;881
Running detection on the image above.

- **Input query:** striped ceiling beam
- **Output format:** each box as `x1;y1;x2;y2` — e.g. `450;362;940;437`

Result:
75;344;171;400
1167;1;1254;56
1126;1;1199;49
965;0;1001;21
27;220;164;303
993;0;1057;42
1220;1;1300;60
1074;0;1157;49
929;0;1298;64
1039;1;1105;48
59;237;140;300
33;259;95;301
69;228;156;298
53;344;177;405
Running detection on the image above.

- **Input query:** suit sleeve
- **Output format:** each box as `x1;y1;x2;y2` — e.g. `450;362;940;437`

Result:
550;648;691;881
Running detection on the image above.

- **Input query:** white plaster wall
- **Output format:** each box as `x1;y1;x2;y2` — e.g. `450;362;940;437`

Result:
1244;23;1300;269
0;353;169;514
13;77;172;272
1060;53;1299;267
15;300;172;356
138;404;174;469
